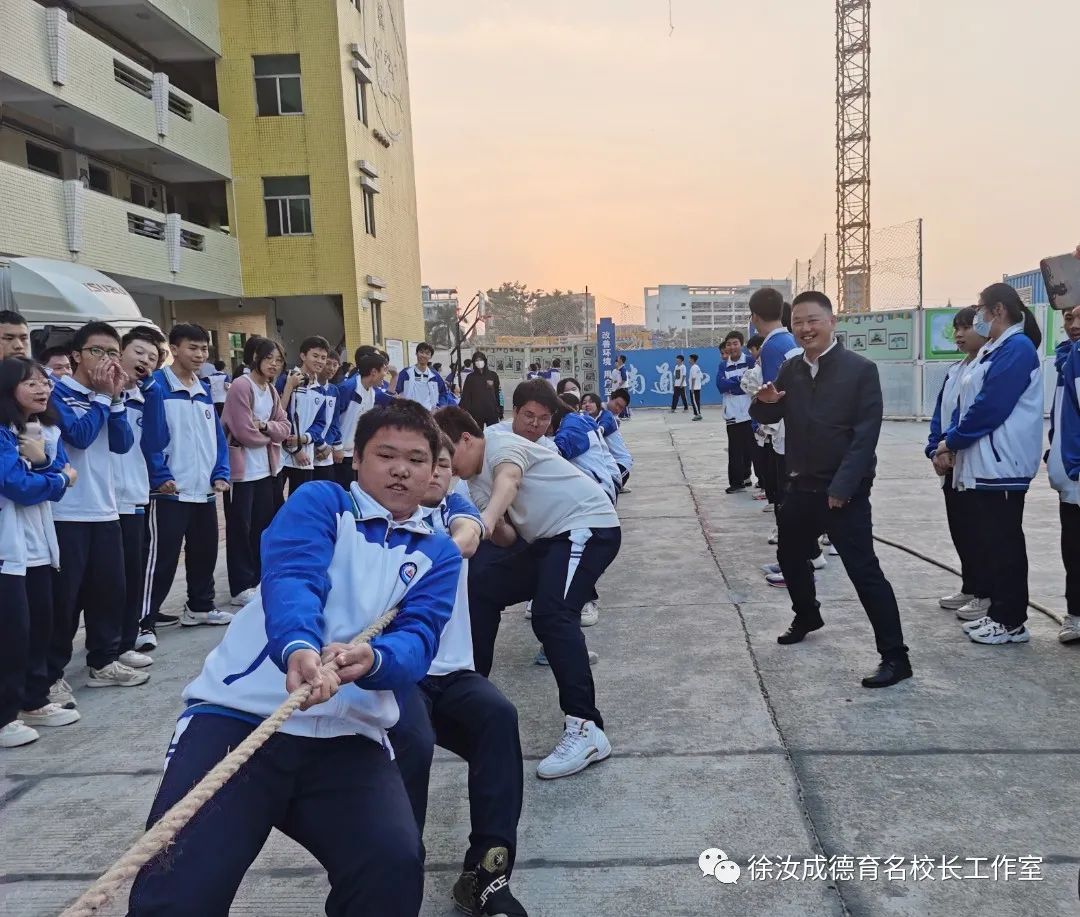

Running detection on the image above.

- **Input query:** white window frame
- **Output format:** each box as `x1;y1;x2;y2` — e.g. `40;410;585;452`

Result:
263;177;313;237
254;56;303;117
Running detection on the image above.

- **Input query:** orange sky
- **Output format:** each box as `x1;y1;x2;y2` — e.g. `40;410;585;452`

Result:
406;1;1080;318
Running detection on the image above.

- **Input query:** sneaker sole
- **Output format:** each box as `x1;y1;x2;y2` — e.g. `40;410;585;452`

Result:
580;618;598;627
955;609;991;621
86;675;151;687
0;732;39;748
180;618;232;627
21;710;81;727
969;633;1030;645
156;619;180;628
1058;633;1080;644
536;745;612;780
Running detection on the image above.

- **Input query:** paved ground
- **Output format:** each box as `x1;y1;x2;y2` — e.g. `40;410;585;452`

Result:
2;411;1077;917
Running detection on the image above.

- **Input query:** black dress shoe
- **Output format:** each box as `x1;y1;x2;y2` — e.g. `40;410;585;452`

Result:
861;656;913;689
777;620;824;644
724;484;745;494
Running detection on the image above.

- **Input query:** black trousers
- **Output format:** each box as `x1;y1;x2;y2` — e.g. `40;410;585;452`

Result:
334;458;355;489
468;527;621;727
725;420;754;487
762;443;788;506
941;475;985;598
1;566;54;724
142;499;219;627
282;465;313;498
390;670;523;872
751;440;767;489
776;483;907;660
49;520;125;675
671;386;688;410
689;389;702;416
129;715;422;917
224;477;276;597
965;490;1028;628
119;511;148;654
1062;502;1080;618
313;463;336;482
271;472;287;511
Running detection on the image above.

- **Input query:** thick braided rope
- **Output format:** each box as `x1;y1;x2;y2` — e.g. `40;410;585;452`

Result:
60;608;399;917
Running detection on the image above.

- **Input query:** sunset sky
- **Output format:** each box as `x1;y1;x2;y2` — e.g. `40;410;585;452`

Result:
406;0;1080;318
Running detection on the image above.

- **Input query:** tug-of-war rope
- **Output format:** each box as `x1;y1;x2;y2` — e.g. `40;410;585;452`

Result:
60;608;400;917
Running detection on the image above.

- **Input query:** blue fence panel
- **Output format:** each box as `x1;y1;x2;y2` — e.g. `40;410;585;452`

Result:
617;348;728;407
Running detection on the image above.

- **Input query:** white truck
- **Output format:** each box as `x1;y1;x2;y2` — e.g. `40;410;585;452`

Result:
0;256;161;355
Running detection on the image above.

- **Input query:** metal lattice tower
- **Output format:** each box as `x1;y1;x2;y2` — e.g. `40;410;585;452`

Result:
836;0;871;311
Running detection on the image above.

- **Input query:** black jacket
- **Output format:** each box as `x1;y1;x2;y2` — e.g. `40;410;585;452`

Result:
749;341;882;499
459;369;503;426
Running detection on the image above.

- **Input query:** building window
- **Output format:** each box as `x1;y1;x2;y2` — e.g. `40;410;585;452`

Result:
26;142;62;178
371;300;383;343
362;186;376;237
356;77;368;125
87;163;111;194
254;54;303;116
263;176;313;236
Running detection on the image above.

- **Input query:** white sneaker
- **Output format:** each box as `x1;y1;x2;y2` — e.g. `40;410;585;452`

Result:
536;715;612;779
180;606;235;627
955;597;992;621
1058;615;1080;644
768;529;779;545
968;621;1030;645
19;703;81;728
48;678;77;710
230;587;258;607
939;591;974;611
118;650;154;669
961;615;994;634
827;544;840;556
761;562;781;576
580;601;599;627
134;628;158;651
534;648;599;666
0;720;39;748
524;601;532;620
811;554;827;571
87;661;150;687
763;503;774;513
765;572;787;588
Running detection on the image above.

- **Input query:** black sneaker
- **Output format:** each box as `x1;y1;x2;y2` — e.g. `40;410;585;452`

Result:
724;484;745;494
453;847;528;916
156;612;180;628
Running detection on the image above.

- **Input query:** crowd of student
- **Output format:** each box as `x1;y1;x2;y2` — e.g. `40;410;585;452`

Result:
0;310;640;915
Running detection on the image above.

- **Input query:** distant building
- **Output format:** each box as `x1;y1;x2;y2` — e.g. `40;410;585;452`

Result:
644;280;793;332
1003;270;1048;306
422;286;459;323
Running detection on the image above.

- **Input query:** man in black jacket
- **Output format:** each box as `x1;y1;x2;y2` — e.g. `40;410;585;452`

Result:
750;291;911;688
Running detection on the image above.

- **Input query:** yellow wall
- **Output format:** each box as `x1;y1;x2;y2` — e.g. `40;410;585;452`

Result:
216;0;423;353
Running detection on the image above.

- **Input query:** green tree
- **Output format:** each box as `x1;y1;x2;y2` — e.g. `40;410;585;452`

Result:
484;281;534;336
531;289;584;336
424;303;457;350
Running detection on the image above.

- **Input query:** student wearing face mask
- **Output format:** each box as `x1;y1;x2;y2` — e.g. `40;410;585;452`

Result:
458;350;503;428
932;284;1044;646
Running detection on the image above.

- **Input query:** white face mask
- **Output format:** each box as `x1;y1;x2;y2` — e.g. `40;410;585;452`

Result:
473;360;486;370
973;308;993;338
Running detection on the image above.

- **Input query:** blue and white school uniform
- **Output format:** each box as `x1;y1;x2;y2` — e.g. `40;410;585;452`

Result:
554;412;621;504
395;365;452;412
314;381;341;478
1048;338;1080;618
276;372;327;472
594;408;633;484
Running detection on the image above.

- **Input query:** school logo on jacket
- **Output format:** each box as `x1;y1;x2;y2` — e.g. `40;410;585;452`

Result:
204;408;212;420
398;562;418;585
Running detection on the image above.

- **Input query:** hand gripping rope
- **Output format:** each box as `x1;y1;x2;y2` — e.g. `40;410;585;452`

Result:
59;608;399;917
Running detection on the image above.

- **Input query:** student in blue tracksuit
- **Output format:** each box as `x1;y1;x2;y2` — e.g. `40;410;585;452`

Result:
396;341;453;411
586;389;634;490
933;284;1044;646
127;403;461;917
554;393;621;504
926;308;988;619
138;324;232;649
0;357;79;748
313;353;343;483
1048;304;1080;644
333;348;393;489
277;335;329;498
389;437;527;917
48;321;148;691
113;326;168;668
716;331;756;493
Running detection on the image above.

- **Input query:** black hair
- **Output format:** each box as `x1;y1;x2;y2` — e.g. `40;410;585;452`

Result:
559;392;581;410
953;306;978;330
0;357;58;431
979;283;1042;348
556;377;581;394
471;350;487;364
675;354;684;360
415;341;435;357
608;387;631;403
299;335;330;355
167;322;210;346
512;378;561;414
552;357;562;368
792;290;834;312
432;362;443;372
580;392;604;413
247;337;285;373
353;401;440;466
781;301;793;330
689;353;699;361
40;344;73;364
748;287;784;323
121;325;166;351
355;352;387;379
724;330;745;345
0;310;27;327
747;335;765;350
213;359;225;371
434;404;483;442
73;321;121;358
615;355;625;364
354;344;379;365
463;358;473;369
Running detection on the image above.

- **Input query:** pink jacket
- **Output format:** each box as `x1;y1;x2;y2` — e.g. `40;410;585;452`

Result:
220;375;290;482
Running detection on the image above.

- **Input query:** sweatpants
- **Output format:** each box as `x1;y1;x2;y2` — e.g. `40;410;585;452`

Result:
390;671;523;872
965;490;1028;629
48;520;125;677
0;566;53;725
941;475;985;599
751;439;767;489
762;443;787;506
689;389;702;416
1062;501;1080;618
128;714;423;917
142;499;219;628
282;465;313;498
334;458;355;490
468;527;621;727
224;477;276;597
671;386;689;410
777;481;907;660
119;511;148;654
313;463;336;482
725;420;754;487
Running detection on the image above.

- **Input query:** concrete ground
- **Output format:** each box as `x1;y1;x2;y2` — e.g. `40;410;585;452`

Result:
2;412;1077;917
